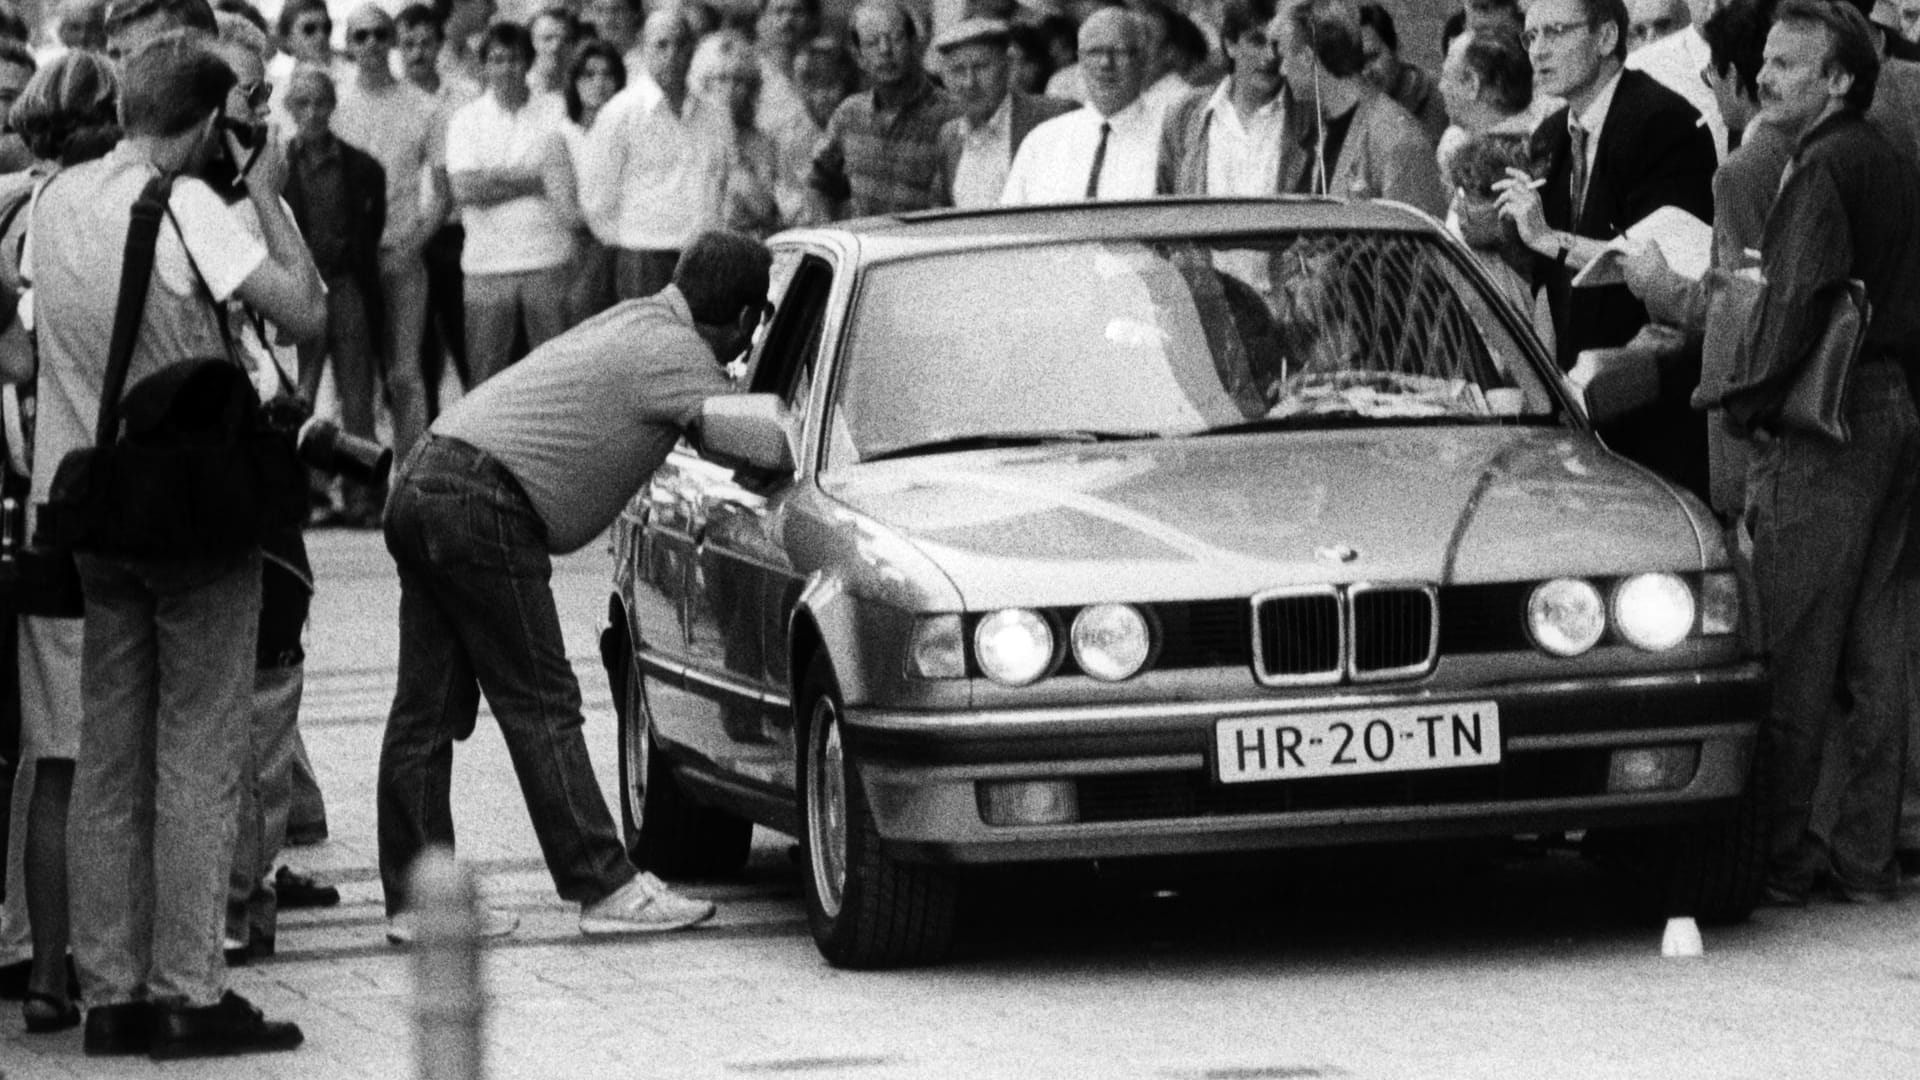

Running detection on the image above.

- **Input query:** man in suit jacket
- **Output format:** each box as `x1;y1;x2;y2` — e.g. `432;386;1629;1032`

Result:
1263;0;1446;215
1158;0;1284;196
1499;0;1715;369
931;18;1076;208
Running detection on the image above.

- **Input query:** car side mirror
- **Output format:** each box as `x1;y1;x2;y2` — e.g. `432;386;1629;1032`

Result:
700;393;797;475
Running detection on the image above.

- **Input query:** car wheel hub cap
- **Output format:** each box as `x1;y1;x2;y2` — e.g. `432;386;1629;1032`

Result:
809;697;848;918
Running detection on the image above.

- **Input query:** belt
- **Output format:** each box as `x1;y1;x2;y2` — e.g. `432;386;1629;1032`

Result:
420;434;534;506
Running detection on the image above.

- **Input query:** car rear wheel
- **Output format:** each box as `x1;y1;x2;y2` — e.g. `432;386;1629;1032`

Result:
614;645;753;880
797;652;957;969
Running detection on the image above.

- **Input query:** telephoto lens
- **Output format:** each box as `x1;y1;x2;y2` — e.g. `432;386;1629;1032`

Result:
296;418;393;487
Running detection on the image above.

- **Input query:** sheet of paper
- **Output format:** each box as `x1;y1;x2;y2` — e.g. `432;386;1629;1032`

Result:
1569;205;1715;288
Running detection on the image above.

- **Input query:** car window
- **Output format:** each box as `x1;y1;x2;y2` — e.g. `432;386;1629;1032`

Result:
748;255;833;406
825;233;1562;466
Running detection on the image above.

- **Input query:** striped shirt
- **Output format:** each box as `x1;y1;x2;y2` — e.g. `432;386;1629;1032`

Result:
809;73;957;219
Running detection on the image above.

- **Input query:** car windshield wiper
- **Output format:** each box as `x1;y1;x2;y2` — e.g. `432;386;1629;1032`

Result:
862;430;1161;463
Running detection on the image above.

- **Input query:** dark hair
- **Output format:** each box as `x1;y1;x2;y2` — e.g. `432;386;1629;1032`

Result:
1007;24;1056;89
1288;0;1367;79
1440;8;1465;54
480;20;534;65
213;0;266;36
794;33;856;92
119;30;232;136
1460;26;1531;114
1220;0;1278;45
0;1;28;43
562;38;624;123
272;0;327;38
0;37;31;73
1358;2;1397;54
1701;0;1772;102
12;50;119;164
1775;0;1879;111
1572;0;1630;61
107;0;217;36
395;2;444;36
1165;8;1209;69
674;230;773;326
759;0;822;18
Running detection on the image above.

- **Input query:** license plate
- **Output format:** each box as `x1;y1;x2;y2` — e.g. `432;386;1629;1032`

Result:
1215;702;1501;784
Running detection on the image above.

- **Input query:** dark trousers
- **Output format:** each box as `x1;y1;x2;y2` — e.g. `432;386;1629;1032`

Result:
1749;362;1920;897
614;248;678;302
419;224;469;420
376;435;635;915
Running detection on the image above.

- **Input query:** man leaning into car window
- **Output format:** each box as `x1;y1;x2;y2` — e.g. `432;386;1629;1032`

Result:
376;229;771;943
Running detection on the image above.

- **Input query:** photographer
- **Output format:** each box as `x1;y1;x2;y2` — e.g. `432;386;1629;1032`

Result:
27;30;321;1059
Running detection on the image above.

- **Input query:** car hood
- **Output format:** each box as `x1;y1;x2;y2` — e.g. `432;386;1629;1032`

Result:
818;427;1706;609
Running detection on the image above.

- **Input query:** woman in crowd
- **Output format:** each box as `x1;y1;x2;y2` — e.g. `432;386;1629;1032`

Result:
564;39;625;323
689;30;783;238
528;6;582;99
0;48;119;1035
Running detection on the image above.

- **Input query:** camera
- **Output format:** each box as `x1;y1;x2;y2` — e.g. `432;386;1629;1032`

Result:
263;395;393;487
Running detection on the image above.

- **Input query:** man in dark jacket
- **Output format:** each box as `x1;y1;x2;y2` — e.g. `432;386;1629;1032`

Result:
929;17;1074;208
282;63;387;525
1735;0;1920;905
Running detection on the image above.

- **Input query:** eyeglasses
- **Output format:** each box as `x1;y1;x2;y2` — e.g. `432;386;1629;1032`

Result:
1520;18;1594;47
238;81;272;110
350;26;393;44
295;19;331;37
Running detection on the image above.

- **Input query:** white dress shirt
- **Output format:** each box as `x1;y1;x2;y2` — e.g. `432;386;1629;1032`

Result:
1001;98;1160;205
445;91;575;275
950;98;1013;209
579;76;728;251
1626;27;1728;161
1202;81;1285;196
1571;70;1623;191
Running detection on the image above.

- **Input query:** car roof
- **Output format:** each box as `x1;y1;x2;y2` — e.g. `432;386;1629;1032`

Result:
777;197;1447;263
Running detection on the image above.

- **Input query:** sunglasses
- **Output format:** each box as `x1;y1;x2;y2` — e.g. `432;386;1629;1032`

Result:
350;26;393;44
295;20;331;37
237;81;272;111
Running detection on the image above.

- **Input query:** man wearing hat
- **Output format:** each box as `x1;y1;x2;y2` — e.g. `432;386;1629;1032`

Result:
931;16;1075;208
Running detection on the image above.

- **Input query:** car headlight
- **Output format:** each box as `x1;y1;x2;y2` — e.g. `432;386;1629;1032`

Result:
1611;572;1695;651
974;609;1054;686
906;614;965;679
1070;604;1151;681
1527;578;1606;657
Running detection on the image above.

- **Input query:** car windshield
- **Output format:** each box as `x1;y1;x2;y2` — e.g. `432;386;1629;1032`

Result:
830;232;1561;465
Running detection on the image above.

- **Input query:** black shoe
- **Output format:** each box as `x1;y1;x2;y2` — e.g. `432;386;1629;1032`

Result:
0;957;29;1000
1898;850;1920;879
84;1001;156;1056
225;933;277;966
275;866;340;909
148;991;304;1060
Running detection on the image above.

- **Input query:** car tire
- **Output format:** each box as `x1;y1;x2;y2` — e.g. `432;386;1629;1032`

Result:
796;652;958;969
613;646;754;880
1589;740;1768;925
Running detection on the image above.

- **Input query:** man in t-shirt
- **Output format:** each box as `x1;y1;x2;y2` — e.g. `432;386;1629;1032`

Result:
335;3;448;470
29;31;323;1059
376;230;769;942
443;21;576;386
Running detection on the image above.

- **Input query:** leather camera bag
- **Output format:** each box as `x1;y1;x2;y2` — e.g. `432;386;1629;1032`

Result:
36;175;305;561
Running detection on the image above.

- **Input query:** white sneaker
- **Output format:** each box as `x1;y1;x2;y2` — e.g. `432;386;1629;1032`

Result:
386;907;520;946
579;873;716;935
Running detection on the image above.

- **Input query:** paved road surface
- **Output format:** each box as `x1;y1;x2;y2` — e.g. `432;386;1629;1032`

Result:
3;530;1918;1080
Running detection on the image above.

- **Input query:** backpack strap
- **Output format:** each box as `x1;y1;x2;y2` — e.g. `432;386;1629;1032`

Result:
94;173;175;447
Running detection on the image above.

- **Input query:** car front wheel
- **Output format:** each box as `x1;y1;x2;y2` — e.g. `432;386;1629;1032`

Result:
614;646;753;879
797;652;957;969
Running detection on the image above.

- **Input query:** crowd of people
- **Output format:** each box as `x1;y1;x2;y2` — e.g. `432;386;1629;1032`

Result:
0;0;1912;1062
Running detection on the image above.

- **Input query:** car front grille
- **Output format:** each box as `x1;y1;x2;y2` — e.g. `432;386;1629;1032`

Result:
1075;750;1610;823
1249;584;1437;685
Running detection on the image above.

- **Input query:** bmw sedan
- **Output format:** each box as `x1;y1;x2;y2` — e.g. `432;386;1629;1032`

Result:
600;199;1766;969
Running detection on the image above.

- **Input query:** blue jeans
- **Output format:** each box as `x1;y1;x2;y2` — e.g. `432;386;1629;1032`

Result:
378;435;635;916
68;548;261;1008
1748;361;1920;897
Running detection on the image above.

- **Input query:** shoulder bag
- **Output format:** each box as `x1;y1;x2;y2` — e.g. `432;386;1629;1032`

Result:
36;174;306;561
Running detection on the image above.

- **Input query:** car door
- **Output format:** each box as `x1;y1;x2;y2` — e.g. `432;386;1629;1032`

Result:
674;248;839;795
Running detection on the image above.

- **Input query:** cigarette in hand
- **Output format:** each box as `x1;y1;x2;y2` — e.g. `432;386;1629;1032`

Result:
1492;177;1548;192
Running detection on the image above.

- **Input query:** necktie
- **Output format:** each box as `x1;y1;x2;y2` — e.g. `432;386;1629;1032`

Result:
1085;121;1111;200
1569;121;1590;221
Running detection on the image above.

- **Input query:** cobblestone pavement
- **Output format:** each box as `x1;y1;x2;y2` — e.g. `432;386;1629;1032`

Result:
4;531;1919;1080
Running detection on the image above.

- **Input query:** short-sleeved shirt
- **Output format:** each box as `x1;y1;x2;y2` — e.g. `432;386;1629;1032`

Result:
810;73;957;218
23;147;265;506
445;91;574;274
432;284;730;553
579;76;728;250
333;74;446;251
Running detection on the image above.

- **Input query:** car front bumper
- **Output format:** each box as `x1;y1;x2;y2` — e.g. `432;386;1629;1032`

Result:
841;666;1766;865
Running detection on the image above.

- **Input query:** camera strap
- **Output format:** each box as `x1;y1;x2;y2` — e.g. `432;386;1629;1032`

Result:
162;199;300;403
93;173;175;448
